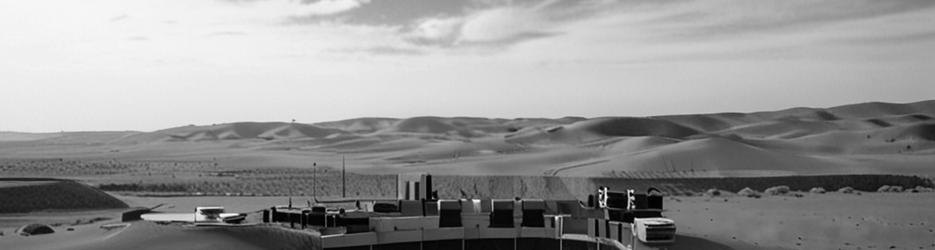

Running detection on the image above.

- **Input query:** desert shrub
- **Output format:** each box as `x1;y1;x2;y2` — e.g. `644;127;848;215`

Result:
838;186;855;194
877;185;903;192
737;187;760;198
705;189;722;197
913;186;934;192
764;185;790;195
809;187;826;194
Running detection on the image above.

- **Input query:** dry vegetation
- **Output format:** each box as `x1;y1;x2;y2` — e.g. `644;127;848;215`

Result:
2;159;932;201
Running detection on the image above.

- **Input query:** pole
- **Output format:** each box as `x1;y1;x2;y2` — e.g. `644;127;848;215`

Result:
313;162;317;200
342;155;346;198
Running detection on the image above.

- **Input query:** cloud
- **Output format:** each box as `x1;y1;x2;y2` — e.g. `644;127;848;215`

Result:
402;0;577;48
228;0;371;21
206;31;248;37
405;16;463;46
639;0;935;40
331;46;425;56
297;0;371;16
833;30;935;46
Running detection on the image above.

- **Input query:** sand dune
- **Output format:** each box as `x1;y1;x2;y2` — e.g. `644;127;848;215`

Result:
0;178;127;213
113;122;345;143
314;117;399;133
0;132;63;142
1;100;934;177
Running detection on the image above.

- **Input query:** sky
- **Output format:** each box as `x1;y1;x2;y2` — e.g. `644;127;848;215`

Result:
2;0;934;132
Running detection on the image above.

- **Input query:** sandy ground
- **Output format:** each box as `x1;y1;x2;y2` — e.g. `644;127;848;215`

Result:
666;192;935;250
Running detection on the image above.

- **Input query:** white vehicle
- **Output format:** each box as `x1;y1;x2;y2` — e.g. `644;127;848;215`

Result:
634;217;676;244
596;187;678;245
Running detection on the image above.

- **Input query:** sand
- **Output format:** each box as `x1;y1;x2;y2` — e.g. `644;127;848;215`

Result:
1;100;934;249
667;192;935;250
2;100;932;178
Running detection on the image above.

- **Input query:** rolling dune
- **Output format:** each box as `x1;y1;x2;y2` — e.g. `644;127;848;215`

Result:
1;100;934;177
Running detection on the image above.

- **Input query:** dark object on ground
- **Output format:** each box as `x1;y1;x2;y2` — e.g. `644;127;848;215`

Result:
122;207;151;222
764;185;790;195
16;224;55;236
877;185;904;192
737;187;760;198
705;189;722;197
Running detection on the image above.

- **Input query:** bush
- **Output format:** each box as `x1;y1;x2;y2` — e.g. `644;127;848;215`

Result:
737;187;760;198
838;186;855;194
809;187;826;194
764;185;790;195
705;189;722;197
877;185;903;192
913;186;934;192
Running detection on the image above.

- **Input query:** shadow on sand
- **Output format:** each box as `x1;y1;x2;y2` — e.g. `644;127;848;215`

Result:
663;234;735;250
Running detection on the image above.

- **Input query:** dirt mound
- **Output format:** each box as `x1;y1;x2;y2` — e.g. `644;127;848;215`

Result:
0;178;127;213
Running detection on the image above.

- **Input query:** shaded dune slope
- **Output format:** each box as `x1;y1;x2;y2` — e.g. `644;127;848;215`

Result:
72;222;318;250
0;178;127;213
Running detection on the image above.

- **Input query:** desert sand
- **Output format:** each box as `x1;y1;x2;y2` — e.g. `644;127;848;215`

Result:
1;100;932;179
1;100;934;249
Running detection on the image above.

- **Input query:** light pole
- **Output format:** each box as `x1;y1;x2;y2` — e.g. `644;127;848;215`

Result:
342;155;346;198
313;162;317;200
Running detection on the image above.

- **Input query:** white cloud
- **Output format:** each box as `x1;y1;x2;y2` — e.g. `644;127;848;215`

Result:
458;7;547;43
411;17;464;42
289;0;371;16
